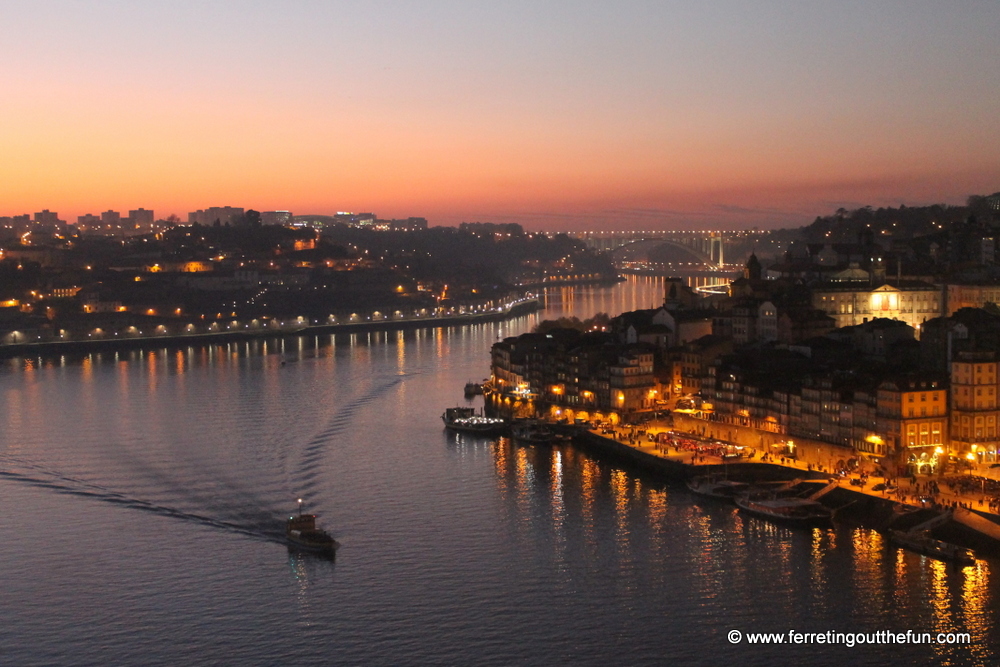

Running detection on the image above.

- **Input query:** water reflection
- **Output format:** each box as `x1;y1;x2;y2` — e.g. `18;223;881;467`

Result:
485;436;997;662
1;277;998;666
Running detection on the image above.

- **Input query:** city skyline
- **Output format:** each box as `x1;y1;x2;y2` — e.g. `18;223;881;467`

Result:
2;2;999;230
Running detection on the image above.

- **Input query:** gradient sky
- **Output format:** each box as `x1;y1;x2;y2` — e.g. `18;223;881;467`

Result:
2;1;999;230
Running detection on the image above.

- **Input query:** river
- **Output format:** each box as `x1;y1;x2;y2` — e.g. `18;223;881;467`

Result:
0;276;996;666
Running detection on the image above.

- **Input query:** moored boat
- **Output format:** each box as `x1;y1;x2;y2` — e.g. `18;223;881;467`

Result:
442;407;507;435
892;502;921;516
286;500;337;556
510;419;554;445
889;529;976;565
686;475;749;501
734;494;834;526
464;380;484;396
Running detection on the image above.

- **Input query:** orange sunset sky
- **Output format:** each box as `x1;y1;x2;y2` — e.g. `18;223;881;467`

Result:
2;2;999;230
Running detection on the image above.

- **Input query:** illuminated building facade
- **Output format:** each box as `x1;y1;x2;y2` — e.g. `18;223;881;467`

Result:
950;350;999;464
875;376;948;469
812;281;943;334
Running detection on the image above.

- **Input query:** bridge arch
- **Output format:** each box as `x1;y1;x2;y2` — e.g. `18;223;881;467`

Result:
575;231;726;267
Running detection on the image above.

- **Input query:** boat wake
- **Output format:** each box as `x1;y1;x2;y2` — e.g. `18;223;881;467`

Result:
0;456;288;543
284;372;406;499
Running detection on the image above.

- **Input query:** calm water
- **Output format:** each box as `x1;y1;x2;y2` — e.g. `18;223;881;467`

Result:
1;277;997;667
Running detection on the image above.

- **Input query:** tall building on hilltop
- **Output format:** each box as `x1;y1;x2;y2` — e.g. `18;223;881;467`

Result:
188;206;244;226
34;210;59;223
129;208;154;229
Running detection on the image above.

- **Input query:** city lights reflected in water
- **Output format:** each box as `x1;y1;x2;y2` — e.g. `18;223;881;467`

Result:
485;438;997;658
0;277;997;666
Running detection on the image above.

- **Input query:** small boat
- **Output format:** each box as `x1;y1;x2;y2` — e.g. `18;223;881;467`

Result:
464;380;484;396
734;494;834;526
442;407;507;435
686;475;749;501
892;502;921;515
287;500;337;556
889;530;976;565
510;420;554;445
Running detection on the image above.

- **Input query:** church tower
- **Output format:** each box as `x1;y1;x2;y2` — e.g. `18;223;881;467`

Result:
744;252;762;280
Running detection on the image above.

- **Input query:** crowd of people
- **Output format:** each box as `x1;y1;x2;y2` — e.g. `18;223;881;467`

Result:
944;475;1000;513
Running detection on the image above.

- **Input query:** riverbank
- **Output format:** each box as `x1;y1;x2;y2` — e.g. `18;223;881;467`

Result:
0;297;540;359
565;424;1000;558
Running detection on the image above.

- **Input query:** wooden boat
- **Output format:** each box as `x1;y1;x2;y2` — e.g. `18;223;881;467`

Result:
441;407;507;435
734;494;834;526
889;529;976;565
286;501;337;556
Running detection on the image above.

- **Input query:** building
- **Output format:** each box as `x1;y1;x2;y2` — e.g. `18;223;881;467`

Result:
946;281;1000;314
372;217;428;231
811;281;942;334
609;348;656;413
876;376;948;471
261;210;293;226
77;213;101;228
490;323;660;420
668;335;732;399
129;208;154;229
101;210;121;227
188;207;245;226
950;350;999;464
920;308;1000;373
34;210;60;224
985;192;1000;212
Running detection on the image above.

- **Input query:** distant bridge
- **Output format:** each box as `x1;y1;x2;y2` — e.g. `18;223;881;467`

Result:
565;230;733;269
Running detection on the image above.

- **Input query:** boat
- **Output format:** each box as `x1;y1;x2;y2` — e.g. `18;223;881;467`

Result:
686;475;749;501
441;407;507;435
464;380;484;397
889;529;976;565
734;494;834;526
510;419;554;445
286;500;337;556
891;502;921;516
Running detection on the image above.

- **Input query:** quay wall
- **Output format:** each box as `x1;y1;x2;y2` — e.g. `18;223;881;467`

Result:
570;429;825;483
670;412;860;474
568;427;1000;557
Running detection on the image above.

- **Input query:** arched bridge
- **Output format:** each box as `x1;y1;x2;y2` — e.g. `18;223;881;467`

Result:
568;230;728;269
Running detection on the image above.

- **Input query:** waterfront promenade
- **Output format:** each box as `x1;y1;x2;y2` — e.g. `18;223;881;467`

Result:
573;420;1000;527
0;295;540;358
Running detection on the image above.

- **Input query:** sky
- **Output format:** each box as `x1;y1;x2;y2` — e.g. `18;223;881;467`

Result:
2;1;999;230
